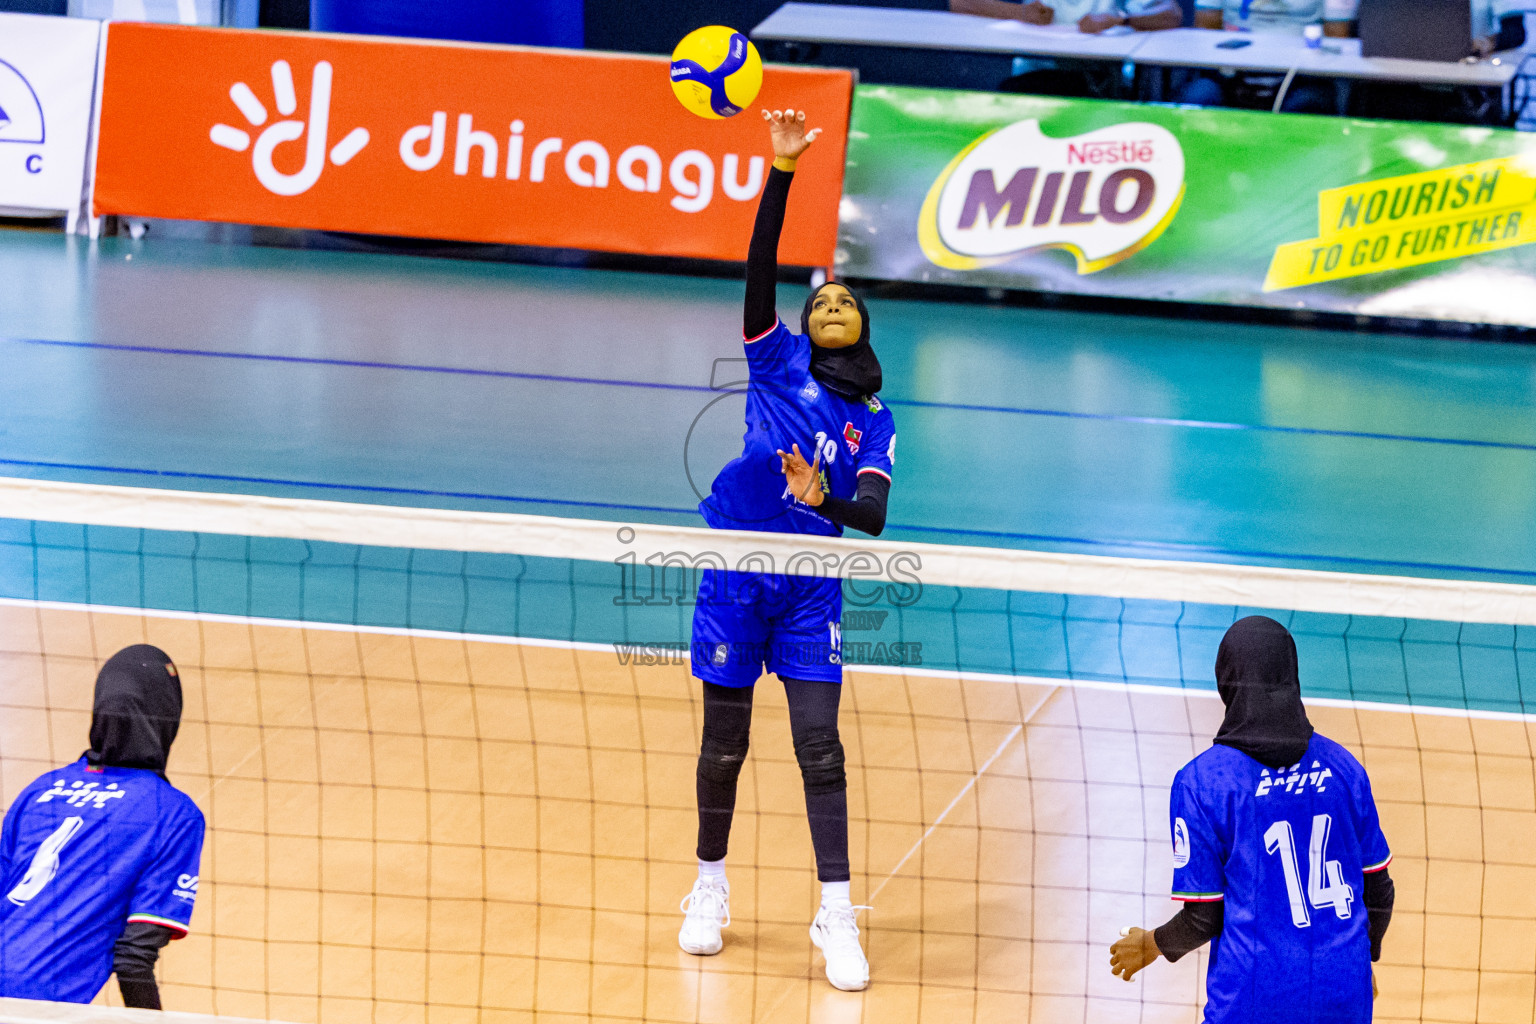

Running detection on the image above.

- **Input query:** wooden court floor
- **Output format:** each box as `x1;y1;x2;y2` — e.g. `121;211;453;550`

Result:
2;602;1534;1024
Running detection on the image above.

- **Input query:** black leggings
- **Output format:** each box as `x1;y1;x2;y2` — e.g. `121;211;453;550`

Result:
696;678;849;883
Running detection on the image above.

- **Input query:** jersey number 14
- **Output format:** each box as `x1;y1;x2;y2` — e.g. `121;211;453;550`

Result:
1264;813;1354;928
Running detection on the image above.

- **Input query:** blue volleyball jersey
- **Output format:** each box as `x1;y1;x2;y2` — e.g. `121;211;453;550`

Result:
0;758;205;1003
1170;734;1391;1024
701;319;896;536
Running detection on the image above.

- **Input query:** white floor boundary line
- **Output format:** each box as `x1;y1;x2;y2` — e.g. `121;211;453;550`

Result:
0;996;302;1024
868;721;1028;904
0;595;616;652
2;597;1531;722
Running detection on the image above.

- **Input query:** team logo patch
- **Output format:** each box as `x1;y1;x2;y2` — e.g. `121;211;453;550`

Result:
863;395;882;413
712;643;729;667
843;422;863;455
800;380;820;402
1172;817;1190;868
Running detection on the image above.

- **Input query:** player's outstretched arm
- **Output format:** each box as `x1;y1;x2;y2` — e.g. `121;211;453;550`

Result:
743;110;822;342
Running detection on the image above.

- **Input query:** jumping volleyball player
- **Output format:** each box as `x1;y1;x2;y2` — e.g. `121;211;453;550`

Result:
679;109;894;992
1110;616;1396;1022
0;645;204;1008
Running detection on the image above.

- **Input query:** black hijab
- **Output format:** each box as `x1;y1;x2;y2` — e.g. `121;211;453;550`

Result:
800;283;882;400
1212;616;1314;770
86;644;183;775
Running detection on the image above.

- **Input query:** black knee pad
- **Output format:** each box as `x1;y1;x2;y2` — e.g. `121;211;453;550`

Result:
698;735;749;787
794;731;846;795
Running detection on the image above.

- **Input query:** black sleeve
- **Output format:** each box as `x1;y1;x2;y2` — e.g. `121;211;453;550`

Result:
1152;901;1224;963
744;166;794;340
1364;867;1395;962
1495;13;1526;51
114;920;176;1009
816;471;890;537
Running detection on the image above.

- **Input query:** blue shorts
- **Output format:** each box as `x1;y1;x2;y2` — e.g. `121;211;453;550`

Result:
690;569;844;687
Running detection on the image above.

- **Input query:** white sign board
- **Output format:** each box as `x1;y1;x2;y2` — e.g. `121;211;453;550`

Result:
0;12;103;218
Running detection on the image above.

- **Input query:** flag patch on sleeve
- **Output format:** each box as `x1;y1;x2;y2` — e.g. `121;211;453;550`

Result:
843;422;862;455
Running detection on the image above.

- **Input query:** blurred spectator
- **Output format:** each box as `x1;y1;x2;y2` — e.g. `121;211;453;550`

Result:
1193;0;1356;36
1473;0;1527;54
1194;0;1523;51
1182;0;1357;111
950;0;1182;33
950;0;1181;98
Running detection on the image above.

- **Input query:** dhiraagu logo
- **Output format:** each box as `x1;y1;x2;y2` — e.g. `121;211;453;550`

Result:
210;60;370;197
918;119;1185;274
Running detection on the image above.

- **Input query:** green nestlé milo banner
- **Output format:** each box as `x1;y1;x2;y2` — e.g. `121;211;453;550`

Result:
840;86;1536;326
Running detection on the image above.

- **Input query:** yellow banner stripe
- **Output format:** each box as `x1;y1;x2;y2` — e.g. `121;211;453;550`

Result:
1268;153;1536;292
1267;203;1536;291
1315;155;1536;238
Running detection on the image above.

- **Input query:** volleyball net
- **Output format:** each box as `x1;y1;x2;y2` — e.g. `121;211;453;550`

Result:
2;476;1533;1024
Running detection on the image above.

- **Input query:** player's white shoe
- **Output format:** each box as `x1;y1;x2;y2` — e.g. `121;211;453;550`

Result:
810;902;870;991
678;877;730;955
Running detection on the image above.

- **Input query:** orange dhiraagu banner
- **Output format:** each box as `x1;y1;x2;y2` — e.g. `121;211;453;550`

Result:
93;25;853;264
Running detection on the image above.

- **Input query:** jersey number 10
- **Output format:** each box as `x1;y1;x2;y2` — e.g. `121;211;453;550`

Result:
1264;813;1354;928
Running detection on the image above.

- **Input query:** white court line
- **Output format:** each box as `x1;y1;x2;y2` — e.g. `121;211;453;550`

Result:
867;721;1027;905
2;597;1531;722
0;995;301;1024
865;677;1059;904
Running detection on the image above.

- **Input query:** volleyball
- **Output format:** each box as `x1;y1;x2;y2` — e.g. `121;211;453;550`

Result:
669;25;763;119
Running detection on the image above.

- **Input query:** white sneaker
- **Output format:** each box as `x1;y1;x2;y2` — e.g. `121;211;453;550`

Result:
810;902;871;991
678;877;730;955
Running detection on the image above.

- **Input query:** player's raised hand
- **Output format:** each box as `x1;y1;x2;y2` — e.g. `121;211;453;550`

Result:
1110;926;1161;981
778;444;824;506
765;109;822;164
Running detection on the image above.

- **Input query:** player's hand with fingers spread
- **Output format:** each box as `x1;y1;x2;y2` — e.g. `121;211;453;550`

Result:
765;108;822;172
778;444;824;506
1110;926;1162;981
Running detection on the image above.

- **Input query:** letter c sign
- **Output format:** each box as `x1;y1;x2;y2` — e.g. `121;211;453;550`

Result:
25;154;43;174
